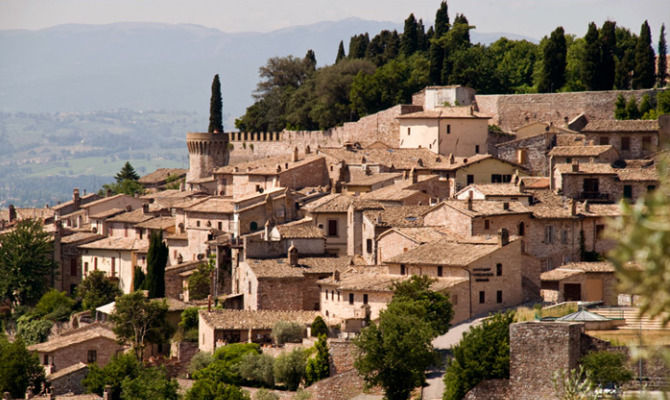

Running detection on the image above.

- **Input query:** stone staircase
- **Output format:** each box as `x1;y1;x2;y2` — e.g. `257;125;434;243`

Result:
592;307;670;330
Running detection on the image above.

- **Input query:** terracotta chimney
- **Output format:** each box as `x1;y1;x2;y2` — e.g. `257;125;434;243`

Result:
449;153;455;164
142;203;149;214
467;196;473;211
334;270;341;281
292;146;299;162
73;188;81;209
498;228;509;247
264;220;271;240
584;200;590;213
288;242;298;267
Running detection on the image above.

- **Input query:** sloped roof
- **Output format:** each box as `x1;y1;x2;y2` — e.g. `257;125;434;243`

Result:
28;324;117;353
386;238;503;266
60;232;104;245
396;106;490;119
557;310;611;321
318;266;469;292
378;226;457;244
430;199;531;218
78;236;146;251
200;309;320;330
245;256;352;279
0;207;55;221
363;206;432;227
215;154;324;175
274;219;323;239
135;216;176;230
105;208;152;224
185;197;235;214
303;194;353;213
548;145;615;157
581;119;658;133
456;183;530;197
138;168;187;184
345;172;402;187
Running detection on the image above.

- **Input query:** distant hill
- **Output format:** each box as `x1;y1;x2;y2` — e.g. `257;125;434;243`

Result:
0;20;535;128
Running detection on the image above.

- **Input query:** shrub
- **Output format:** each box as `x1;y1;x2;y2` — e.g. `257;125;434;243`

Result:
293;389;312;400
310;316;328;337
194;343;261;385
188;351;214;376
273;348;307;390
253;388;279;400
304;335;329;386
179;307;200;342
188;263;212;301
16;317;53;345
272;321;304;345
580;351;633;387
239;352;275;387
33;289;76;322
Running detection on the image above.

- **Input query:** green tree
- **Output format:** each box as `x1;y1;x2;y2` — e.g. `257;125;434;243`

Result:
434;0;450;38
239;352;275;387
0;219;55;307
657;89;670;114
336;40;346;63
633;20;656;89
400;13;419;57
120;366;179;400
443;311;515;400
188;262;213;301
272;321;304;345
304;49;317;72
16;316;53;345
274;348;307;390
391;275;454;335
348;33;370;59
598;20;617;90
115;161;140;183
84;352;142;400
310;316;328;337
208;74;223;133
33;289;75;321
77;270;122;312
615;49;635;89
133;266;145;292
178;306;200;342
304;335;330;386
538;26;567;92
110;292;172;361
581;22;601;90
614;94;628;119
185;380;250;400
659;24;667;87
639;93;653;116
194;343;261;386
0;336;46;398
100;179;144;197
551;366;598;400
625;96;640;119
580;351;633;388
188;351;214;376
145;231;168;298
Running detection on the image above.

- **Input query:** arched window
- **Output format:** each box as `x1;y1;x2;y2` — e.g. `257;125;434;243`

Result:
250;221;258;231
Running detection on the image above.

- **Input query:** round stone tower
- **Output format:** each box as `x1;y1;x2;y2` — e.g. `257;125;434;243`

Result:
186;132;229;183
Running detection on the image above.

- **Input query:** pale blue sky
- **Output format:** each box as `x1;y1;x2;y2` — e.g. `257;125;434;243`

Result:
0;0;667;40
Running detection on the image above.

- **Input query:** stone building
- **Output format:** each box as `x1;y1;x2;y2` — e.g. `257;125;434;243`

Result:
302;194;356;256
547;144;620;165
58;194;146;230
79;237;147;293
138;168;187;191
577;118;666;159
540;261;619;304
454;183;533;205
376;226;455;265
55;231;103;294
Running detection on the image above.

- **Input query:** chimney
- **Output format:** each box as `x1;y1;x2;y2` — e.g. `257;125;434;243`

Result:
106;188;113;197
264;220;271;240
467;196;473;211
8;204;16;223
570;199;577;216
571;160;579;172
410;168;417;184
305;145;311;154
288;242;298;267
498;228;509;247
73;188;81;209
503;202;509;211
103;385;112;400
584;200;590;213
207;295;212;312
449;153;455;164
292;146;299;162
142;203;149;214
334;270;341;281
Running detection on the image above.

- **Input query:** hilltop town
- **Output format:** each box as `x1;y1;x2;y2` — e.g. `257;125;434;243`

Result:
1;81;669;400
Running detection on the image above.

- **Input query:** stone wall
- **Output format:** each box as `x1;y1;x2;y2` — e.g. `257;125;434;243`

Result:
476;89;660;132
495;133;553;175
48;364;89;396
304;369;380;400
327;339;357;375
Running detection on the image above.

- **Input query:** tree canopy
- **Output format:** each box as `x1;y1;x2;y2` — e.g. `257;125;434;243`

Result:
145;231;168;299
0;336;46;398
633;20;656;89
115;161;140;182
0;219;55;307
208;74;223;133
77;269;122;312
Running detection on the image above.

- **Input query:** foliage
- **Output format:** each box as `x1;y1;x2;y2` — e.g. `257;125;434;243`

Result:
614;94;628;119
0;219;55;307
188;262;212;300
625;96;641;119
598;20;617;91
253;388;279;400
0;336;46;398
658;24;667;87
581;23;601;91
551;366;598;400
185;380;250;400
580;351;633;387
349;33;370;59
100;179;145;197
16;316;53;345
33;289;76;321
110;291;172;361
120;366;179;400
273;348;308;391
84;352;142;400
633;21;656;89
304;335;330;386
188;351;214;376
391;275;454;336
401;14;419;57
194;343;261;386
443;311;515;400
272;321;305;345
133;266;145;292
239;352;275;387
177;306;200;342
77;270;122;312
145;231;168;298
537;26;567;93
310;316;328;337
209;74;224;133
336;41;346;63
115;161;140;182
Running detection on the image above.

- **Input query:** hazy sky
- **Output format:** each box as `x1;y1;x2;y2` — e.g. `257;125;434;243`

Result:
0;0;668;40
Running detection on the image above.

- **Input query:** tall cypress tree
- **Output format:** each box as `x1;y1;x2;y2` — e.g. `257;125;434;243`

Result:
614;94;627;119
582;22;601;90
658;24;667;87
615;49;635;89
429;41;444;84
434;1;450;38
145;231;168;298
304;49;317;72
401;13;419;57
417;19;428;52
633;20;656;89
336;41;346;63
208;74;223;133
349;33;369;59
626;96;641;119
538;27;567;93
598;21;617;90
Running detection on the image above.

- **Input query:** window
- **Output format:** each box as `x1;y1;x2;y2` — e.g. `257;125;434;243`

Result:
407;127;411;136
484;220;490;230
565;157;572;164
479;291;485;304
326;219;338;237
467;175;474;185
70;259;77;276
218;221;222;230
583;178;599;193
447;124;451;134
349;293;354;305
138;229;143;239
196;220;200;227
437;266;443;277
330;290;334;300
491;174;512;183
475;145;480;153
124;226;128;237
43;354;49;365
596;224;605;238
256;185;263;193
111;257;116;277
366;239;373;254
518;222;525;236
496;290;503;304
642;136;652;151
621;136;630;151
250;221;258;231
363;294;368;305
599;136;609;145
647;185;656;192
496;263;502;276
87;350;97;363
248;281;252;294
544;226;553;244
338;292;341;301
94;257;98;270
84;262;89;276
623;185;633;199
400;264;406;275
561;230;568;245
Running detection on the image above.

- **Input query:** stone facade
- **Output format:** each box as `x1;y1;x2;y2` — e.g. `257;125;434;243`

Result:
47;363;89;396
327;339;357;375
186;132;229;183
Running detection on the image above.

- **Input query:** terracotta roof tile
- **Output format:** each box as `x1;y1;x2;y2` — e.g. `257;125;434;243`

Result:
303;194;353;213
215;154;325;176
548;145;615;157
78;237;146;251
386;238;503;266
582;119;658;133
28;324;117;353
245;256;352;278
555;163;617;175
106;208;152;224
200;309;321;330
396;106;490;119
135;216;176;230
60;232;104;244
432;199;531;218
616;166;659;181
345;172;402;187
0;207;55;221
275;219;323;239
185;197;235;213
456;183;529;197
363;206;432;227
378;226;458;244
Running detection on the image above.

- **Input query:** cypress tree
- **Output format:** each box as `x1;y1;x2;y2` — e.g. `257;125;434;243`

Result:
615;49;634;89
452;14;471;44
401;13;419;57
434;1;450;38
145;231;168;298
336;41;346;63
598;21;617;90
208;74;223;133
304;49;317;72
638;94;652;117
582;22;601;90
417;19;428;52
614;94;627;119
633;20;656;89
115;161;140;183
658;24;667;87
626;96;641;119
538;27;567;93
349;33;369;59
429;41;444;84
